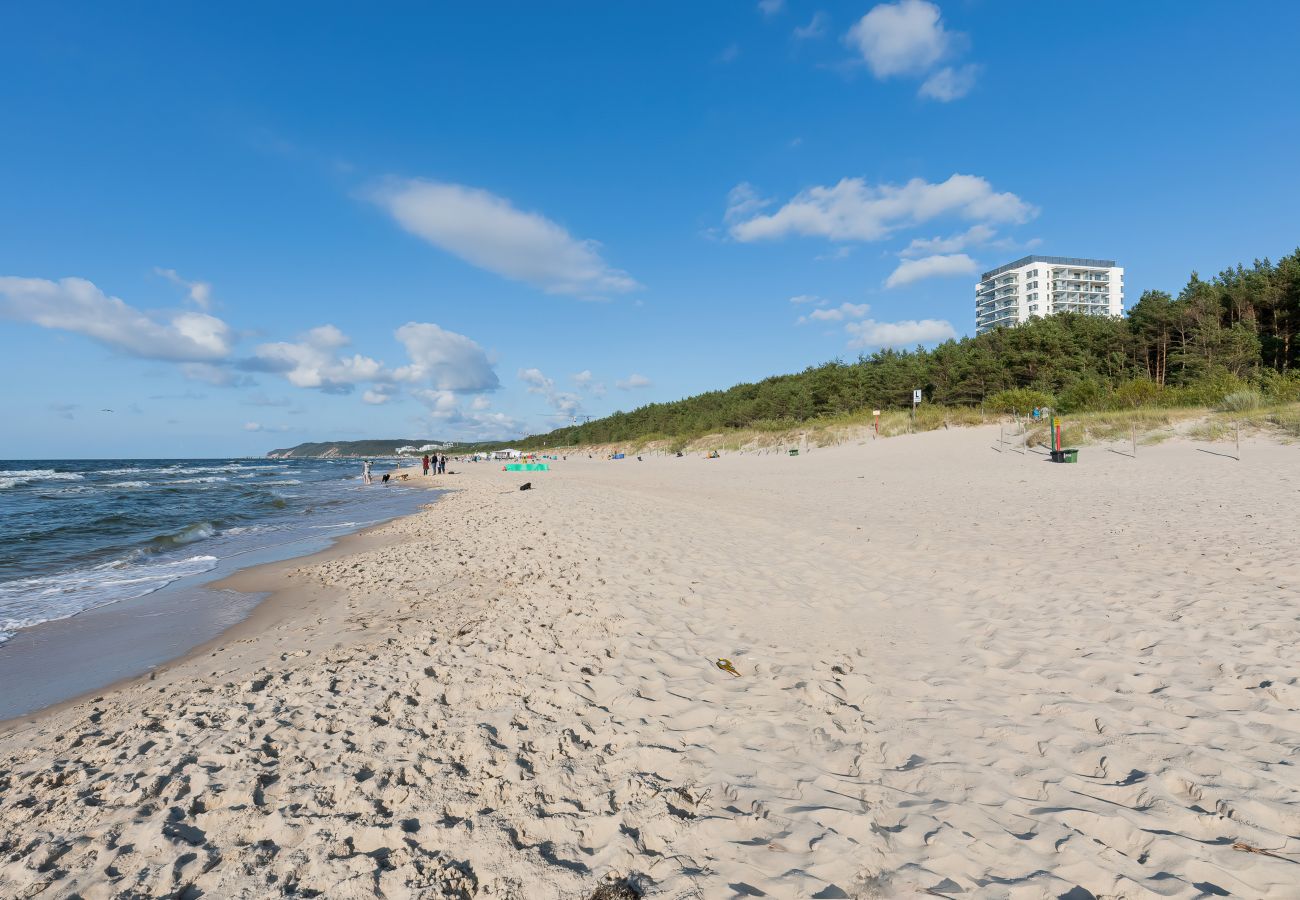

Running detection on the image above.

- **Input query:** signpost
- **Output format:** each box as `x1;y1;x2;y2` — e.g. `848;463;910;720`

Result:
873;409;881;436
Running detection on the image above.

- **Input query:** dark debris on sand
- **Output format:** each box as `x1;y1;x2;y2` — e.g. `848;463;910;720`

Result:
588;876;643;900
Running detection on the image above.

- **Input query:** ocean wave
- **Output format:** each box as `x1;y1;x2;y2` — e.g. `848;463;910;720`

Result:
0;554;220;643
164;476;229;485
94;467;145;476
263;479;302;485
0;469;86;490
106;481;150;489
154;522;218;547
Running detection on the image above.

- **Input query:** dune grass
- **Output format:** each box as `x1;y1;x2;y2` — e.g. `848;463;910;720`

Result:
531;402;1300;455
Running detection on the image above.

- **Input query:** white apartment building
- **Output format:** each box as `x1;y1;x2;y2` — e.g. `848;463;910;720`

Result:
975;256;1124;336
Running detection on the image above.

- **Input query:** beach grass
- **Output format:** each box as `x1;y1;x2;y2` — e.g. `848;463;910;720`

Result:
534;402;1300;455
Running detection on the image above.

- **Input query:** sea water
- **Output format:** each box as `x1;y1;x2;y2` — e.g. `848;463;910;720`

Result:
0;458;428;644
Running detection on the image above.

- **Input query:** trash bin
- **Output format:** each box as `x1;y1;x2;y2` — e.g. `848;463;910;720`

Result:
1062;448;1078;463
788;449;799;456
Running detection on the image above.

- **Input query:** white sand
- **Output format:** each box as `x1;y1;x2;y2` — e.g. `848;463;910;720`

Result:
2;426;1299;898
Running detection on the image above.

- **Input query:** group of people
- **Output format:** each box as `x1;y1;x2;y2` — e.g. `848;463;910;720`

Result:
360;454;446;486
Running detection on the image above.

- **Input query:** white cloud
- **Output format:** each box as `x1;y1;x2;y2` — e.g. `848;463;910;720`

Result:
243;421;290;433
789;294;827;305
846;0;953;76
518;367;553;393
369;177;638;298
845;317;956;348
362;387;395;405
247;325;386;393
800;302;870;323
900;223;996;257
757;0;785;16
794;11;829;39
154;267;213;310
519;367;583;419
728;174;1036;243
616;373;652;390
885;253;979;288
0;276;234;362
724;183;771;225
919;64;980;101
394;322;499;392
571;369;607;397
414;389;522;439
845;0;978;100
414;388;462;418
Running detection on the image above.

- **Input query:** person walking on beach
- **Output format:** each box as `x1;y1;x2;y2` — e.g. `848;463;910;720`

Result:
422;454;430;476
362;460;372;485
440;454;447;474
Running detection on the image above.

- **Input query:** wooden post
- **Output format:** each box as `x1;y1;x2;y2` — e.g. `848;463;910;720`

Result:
1132;421;1137;458
1236;422;1240;461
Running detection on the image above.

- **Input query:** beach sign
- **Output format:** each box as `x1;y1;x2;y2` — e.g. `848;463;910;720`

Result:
912;389;922;406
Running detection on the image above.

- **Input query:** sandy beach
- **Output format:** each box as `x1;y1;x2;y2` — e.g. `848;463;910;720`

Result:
2;426;1299;898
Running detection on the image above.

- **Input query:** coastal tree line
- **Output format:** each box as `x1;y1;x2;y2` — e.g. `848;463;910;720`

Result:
515;250;1300;448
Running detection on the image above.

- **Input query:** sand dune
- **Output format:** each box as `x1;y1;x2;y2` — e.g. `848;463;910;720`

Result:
2;426;1299;898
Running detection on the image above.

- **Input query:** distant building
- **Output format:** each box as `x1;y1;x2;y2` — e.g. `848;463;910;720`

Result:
975;256;1124;336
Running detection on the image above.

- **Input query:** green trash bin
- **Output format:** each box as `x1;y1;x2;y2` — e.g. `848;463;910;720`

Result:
1063;448;1078;463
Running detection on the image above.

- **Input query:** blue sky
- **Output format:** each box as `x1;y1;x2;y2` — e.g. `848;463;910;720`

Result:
2;1;1298;457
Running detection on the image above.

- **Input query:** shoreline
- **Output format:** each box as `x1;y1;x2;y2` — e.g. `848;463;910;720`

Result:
2;434;1298;897
0;469;441;726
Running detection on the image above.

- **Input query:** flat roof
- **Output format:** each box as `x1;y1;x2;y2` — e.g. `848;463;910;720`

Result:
981;255;1117;280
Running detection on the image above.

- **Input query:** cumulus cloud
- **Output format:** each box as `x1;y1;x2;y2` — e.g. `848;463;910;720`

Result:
799;302;870;323
727;174;1036;243
394;322;499;392
571;369;607;397
368;177;638;298
794;11;829;39
884;253;979;288
154;267;213;310
846;0;953;77
246;325;386;394
519;367;584;419
0;276;234;362
900;223;996;257
414;389;521;439
616;373;652;390
789;294;827;306
845;0;978;100
362;386;396;405
919;64;980;101
518;367;553;393
846;317;956;348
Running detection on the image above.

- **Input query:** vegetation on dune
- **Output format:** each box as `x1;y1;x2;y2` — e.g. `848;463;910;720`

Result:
510;250;1300;450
